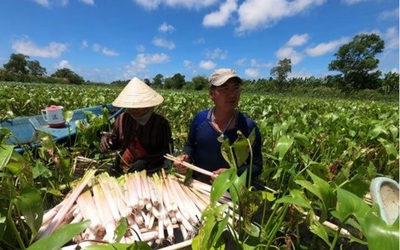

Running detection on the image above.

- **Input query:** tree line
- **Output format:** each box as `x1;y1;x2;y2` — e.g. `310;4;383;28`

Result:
0;33;398;94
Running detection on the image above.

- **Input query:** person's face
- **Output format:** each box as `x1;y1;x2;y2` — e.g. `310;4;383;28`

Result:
209;79;241;112
127;107;150;117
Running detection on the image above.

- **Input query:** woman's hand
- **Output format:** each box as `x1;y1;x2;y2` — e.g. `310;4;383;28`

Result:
173;154;191;173
100;136;113;152
211;168;228;181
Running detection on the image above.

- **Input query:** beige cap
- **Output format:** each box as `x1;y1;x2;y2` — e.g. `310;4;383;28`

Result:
112;77;164;108
208;68;242;87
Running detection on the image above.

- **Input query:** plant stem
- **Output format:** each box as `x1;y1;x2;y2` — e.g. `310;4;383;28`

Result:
329;224;341;250
7;203;26;250
265;203;289;250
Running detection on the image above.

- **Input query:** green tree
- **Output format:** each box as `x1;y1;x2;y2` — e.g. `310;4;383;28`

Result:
27;60;47;76
164;77;174;89
192;75;208;90
153;74;163;88
328;33;384;90
143;78;151;86
3;53;29;74
270;58;292;91
380;71;399;95
171;73;186;89
51;68;84;84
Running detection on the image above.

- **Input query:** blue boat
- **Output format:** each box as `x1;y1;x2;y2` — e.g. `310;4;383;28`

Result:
0;104;124;153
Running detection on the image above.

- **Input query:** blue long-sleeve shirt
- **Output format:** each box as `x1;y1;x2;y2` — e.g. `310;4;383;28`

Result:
183;109;263;183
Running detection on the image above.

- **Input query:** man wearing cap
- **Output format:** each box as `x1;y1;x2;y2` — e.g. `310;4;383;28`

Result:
100;77;173;174
174;68;263;184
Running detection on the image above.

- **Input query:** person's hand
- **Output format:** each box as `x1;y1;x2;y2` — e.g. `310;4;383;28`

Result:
173;154;191;174
100;136;113;152
127;159;147;173
211;168;228;181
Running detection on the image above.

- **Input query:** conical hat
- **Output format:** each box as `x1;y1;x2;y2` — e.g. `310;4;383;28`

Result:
112;77;164;108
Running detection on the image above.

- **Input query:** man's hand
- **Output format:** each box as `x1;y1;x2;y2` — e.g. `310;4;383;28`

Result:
211;168;228;181
173;154;191;173
100;136;113;152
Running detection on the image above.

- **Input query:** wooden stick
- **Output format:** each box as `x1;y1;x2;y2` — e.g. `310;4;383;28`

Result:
164;154;213;177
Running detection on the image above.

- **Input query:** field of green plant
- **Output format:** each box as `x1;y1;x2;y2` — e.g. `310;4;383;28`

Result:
0;82;398;250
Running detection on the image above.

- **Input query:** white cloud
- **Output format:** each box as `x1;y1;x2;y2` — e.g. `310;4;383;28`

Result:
383;26;399;50
286;34;309;47
12;39;68;58
30;0;50;7
79;0;95;5
203;0;238;27
379;8;399;20
131;0;219;10
236;0;326;33
136;45;146;52
152;38;176;50
276;46;303;65
82;40;88;48
158;22;175;33
250;59;273;68
305;37;348;57
199;60;216;70
91;43;119;56
55;60;73;70
102;47;119;56
31;0;92;7
93;43;101;52
205;48;228;60
124;53;169;77
341;0;373;5
236;58;247;66
193;38;205;44
244;68;260;78
184;60;193;69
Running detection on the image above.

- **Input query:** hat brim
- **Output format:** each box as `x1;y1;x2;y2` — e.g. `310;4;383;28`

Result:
112;77;164;108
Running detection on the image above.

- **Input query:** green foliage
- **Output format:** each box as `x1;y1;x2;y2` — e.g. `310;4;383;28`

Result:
152;73;163;87
27;60;47;77
270;58;292;91
328;33;385;90
3;53;30;75
51;68;84;85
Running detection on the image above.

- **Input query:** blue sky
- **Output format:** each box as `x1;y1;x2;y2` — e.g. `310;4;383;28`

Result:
0;0;398;83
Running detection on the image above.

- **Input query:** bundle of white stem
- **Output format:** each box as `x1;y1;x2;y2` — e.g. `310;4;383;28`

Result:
38;166;235;248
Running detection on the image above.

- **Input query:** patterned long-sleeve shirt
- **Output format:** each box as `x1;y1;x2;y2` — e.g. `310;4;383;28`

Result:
106;111;173;171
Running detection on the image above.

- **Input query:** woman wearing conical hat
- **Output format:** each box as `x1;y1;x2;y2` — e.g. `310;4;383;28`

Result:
100;77;173;174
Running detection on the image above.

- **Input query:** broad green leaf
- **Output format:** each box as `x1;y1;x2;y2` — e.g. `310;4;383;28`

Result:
333;187;370;223
27;220;91;250
0;145;14;170
307;211;331;247
32;161;52;178
232;131;251;167
274;135;293;161
211;168;234;205
276;189;311;209
388;124;399;140
293;133;311;148
296;170;333;221
13;185;43;237
221;139;235;168
64;110;74;123
261;191;275;202
115;218;128;243
361;205;399;250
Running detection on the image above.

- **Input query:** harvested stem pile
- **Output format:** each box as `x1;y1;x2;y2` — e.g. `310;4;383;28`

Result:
38;167;228;248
